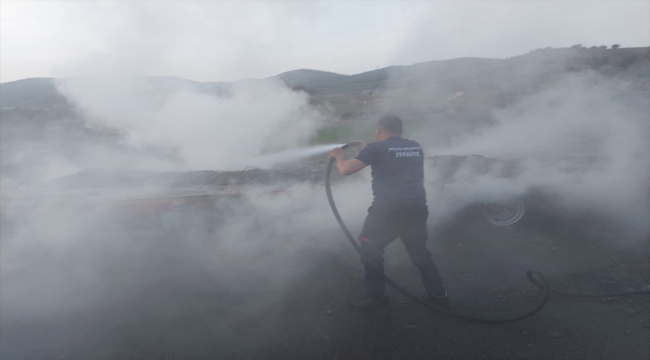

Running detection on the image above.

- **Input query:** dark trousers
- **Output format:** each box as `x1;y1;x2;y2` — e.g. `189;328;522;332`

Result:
358;200;444;299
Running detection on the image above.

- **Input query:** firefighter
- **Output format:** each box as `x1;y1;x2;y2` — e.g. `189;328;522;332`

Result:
329;115;449;310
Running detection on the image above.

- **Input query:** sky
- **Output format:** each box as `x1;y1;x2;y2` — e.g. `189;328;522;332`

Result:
1;0;649;83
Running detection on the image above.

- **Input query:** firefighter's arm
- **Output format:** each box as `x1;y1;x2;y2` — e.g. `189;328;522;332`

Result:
329;148;368;176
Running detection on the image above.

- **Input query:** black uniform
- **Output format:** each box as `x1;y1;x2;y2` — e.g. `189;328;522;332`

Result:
355;136;444;300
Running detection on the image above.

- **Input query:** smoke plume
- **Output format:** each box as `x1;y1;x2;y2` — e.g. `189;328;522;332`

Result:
55;77;326;171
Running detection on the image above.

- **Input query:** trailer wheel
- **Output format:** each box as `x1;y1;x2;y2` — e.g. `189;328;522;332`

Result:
482;199;526;226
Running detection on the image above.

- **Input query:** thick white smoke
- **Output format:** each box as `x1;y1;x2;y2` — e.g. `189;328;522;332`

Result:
426;71;650;235
0;179;373;322
55;77;325;171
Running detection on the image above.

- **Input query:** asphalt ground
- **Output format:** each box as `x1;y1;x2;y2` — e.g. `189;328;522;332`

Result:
1;215;649;360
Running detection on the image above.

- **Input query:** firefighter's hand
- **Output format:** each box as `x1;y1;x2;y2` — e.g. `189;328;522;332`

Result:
329;147;344;160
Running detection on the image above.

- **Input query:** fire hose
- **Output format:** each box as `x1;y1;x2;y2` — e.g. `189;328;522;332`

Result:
325;141;650;323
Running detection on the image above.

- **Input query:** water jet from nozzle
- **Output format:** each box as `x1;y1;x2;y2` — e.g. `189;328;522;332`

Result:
245;144;345;169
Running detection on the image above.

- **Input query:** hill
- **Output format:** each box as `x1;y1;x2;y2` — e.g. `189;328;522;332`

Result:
2;46;647;109
3;46;647;120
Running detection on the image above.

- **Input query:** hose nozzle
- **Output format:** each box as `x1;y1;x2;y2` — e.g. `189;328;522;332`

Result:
341;141;362;150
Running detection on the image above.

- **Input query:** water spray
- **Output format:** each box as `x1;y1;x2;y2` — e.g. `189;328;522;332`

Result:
246;144;345;169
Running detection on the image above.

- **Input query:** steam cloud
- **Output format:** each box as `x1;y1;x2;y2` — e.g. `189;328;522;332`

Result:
424;71;649;235
55;77;326;171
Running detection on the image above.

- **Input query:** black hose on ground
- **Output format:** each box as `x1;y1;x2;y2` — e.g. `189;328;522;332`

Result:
325;141;650;323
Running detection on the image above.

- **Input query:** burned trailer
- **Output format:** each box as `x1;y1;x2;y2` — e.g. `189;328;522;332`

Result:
426;155;531;227
1;187;226;234
0;161;322;239
0;152;597;236
0;168;307;236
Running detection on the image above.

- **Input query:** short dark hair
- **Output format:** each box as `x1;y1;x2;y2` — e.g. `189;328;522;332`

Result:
377;115;403;135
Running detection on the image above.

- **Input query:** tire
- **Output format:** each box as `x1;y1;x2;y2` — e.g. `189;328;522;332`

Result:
482;199;526;226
